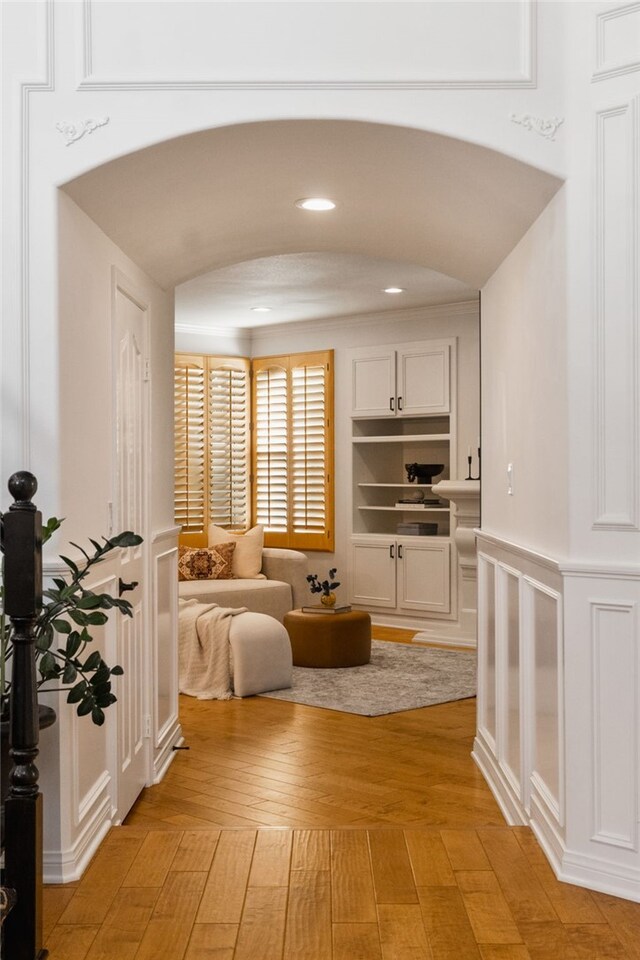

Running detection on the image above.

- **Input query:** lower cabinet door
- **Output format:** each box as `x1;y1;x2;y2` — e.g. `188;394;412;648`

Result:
398;540;451;613
351;538;396;608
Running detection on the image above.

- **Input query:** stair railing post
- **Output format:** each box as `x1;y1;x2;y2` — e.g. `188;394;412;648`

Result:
1;471;48;960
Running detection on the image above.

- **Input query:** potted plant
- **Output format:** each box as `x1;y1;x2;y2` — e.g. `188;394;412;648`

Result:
1;514;142;819
306;568;341;607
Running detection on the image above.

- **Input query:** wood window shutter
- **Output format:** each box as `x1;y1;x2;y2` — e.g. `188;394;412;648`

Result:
174;355;206;544
252;358;290;547
207;357;251;532
252;350;334;551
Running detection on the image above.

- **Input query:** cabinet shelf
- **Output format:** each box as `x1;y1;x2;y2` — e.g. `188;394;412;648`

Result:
358;506;450;512
357;483;434;488
352;434;449;444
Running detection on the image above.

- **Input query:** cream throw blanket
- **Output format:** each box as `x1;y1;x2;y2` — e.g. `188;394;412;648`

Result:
178;598;248;700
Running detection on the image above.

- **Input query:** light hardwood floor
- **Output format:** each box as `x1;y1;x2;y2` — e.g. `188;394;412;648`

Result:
43;630;640;959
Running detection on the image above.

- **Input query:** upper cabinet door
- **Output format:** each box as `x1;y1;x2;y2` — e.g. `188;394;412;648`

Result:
397;341;451;416
351;348;396;418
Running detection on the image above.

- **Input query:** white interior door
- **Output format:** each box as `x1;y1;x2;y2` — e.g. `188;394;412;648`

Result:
113;270;149;821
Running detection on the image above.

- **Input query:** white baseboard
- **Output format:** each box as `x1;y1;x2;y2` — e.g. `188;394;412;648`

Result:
43;796;112;884
153;720;183;784
472;734;528;826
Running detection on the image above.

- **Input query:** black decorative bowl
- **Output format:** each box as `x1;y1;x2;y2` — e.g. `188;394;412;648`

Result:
405;463;445;484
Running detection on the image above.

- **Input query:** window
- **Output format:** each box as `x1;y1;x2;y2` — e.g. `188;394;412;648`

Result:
174;350;333;551
252;351;334;551
174;354;250;546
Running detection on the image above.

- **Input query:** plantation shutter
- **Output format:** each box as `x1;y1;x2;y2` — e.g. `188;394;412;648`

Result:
253;360;289;546
175;353;251;546
208;358;250;530
252;350;334;551
174;355;206;541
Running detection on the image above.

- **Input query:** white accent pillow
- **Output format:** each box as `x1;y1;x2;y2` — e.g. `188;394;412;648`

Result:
208;524;264;579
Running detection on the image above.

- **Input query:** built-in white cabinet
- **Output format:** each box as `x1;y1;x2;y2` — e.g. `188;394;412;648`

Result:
349;337;457;624
351;536;451;614
350;340;451;418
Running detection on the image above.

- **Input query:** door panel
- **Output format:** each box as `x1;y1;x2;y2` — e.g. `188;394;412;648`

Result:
351;350;396;417
351;538;396;607
398;540;451;613
397;342;450;415
114;276;149;821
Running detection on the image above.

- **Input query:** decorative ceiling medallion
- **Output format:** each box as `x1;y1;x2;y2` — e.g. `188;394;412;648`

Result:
56;116;110;146
510;113;564;141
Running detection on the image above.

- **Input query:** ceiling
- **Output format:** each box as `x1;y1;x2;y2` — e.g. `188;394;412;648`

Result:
175;252;477;329
62;120;563;312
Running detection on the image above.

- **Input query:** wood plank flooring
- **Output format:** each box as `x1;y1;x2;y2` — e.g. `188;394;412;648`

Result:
44;630;640;958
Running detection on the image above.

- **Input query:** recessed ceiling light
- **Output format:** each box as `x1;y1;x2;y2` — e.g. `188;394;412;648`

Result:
251;306;272;313
384;287;405;294
294;197;336;211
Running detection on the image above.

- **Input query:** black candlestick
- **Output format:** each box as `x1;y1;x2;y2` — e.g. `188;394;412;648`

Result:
465;455;473;481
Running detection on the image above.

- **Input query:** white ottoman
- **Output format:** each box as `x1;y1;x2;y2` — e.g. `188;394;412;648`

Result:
229;612;293;697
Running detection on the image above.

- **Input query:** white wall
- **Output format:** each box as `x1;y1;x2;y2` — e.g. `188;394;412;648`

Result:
36;192;181;882
58;192;175;541
482;188;569;558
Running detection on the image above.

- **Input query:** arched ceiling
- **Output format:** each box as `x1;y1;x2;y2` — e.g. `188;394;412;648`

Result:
63;119;562;293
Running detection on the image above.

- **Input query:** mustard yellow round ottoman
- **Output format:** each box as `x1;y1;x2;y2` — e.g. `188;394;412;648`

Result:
283;609;372;668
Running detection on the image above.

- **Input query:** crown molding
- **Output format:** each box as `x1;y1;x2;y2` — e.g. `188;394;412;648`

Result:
174;322;252;340
248;299;480;342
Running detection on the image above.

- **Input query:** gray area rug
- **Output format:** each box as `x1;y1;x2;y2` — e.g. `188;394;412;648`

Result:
260;640;476;716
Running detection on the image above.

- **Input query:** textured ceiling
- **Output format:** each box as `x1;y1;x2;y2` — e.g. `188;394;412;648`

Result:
63;119;562;295
175;252;477;329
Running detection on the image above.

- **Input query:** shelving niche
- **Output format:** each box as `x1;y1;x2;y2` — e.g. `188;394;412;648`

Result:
352;415;452;537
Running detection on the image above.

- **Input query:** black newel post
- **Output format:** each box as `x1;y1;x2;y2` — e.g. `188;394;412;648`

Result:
2;471;48;960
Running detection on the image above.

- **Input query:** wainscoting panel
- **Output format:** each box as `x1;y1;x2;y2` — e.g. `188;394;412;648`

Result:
474;535;564;833
152;527;182;781
591;600;638;850
477;553;497;749
527;579;564;828
594;3;640;81
497;564;522;799
593;100;640;530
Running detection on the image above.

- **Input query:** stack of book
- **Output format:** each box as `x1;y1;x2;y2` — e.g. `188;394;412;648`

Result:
301;604;352;615
395;498;441;509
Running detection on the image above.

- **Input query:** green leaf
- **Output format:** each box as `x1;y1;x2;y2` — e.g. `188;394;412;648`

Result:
39;652;57;677
77;699;94;717
111;665;124;676
35;625;54;651
76;594;103;609
91;707;105;726
69;610;89;626
42;516;63;544
85;611;108;626
67;681;87;704
69;541;91;562
62;662;77;684
109;531;143;548
65;632;82;657
59;555;79;577
52;618;72;634
83;651;102;671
